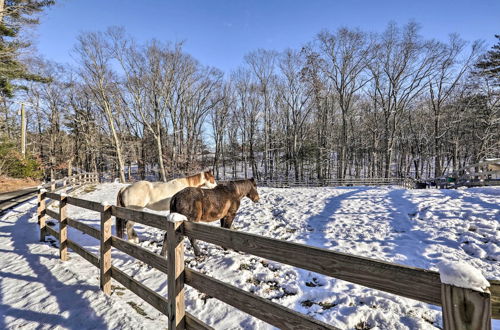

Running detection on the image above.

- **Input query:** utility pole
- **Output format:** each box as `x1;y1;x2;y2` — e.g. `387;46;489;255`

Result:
0;0;4;22
19;103;26;158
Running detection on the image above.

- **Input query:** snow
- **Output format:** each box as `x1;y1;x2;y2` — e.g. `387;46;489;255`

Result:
168;213;188;222
1;183;499;329
437;261;490;292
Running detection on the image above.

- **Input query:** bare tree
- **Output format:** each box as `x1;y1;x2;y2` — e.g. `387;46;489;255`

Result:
211;82;232;178
74;31;126;182
245;49;277;180
367;22;440;177
317;28;373;179
428;35;482;177
277;49;313;180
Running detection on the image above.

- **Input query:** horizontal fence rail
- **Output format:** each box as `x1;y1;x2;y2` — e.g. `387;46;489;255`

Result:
37;190;499;329
0;172;98;214
259;177;411;188
184;268;336;329
427;159;500;189
183;221;443;306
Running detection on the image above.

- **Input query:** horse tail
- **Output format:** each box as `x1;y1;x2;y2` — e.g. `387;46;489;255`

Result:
169;194;177;212
116;187;127;239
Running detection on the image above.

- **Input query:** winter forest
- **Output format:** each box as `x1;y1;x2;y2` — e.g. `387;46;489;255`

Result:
1;3;499;184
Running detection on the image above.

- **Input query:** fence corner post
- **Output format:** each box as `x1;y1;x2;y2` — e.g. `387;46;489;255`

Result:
37;189;46;242
167;219;185;330
100;205;112;295
59;195;68;261
441;283;491;330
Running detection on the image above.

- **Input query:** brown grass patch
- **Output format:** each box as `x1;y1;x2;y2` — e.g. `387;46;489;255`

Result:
0;176;40;193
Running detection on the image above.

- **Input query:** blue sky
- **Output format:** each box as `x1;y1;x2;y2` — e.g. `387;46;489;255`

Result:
35;0;500;73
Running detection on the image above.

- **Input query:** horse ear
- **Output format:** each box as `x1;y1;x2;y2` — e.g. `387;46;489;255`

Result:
250;177;256;185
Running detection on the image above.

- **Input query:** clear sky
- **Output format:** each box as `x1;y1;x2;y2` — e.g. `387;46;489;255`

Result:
35;0;500;73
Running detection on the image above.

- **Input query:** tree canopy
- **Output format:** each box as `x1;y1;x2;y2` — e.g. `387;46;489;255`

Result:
0;0;54;98
476;34;500;84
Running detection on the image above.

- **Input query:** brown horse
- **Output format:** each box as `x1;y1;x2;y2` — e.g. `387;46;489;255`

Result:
161;178;259;256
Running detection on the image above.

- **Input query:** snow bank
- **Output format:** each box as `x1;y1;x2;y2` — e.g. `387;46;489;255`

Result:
167;212;188;222
437;261;490;292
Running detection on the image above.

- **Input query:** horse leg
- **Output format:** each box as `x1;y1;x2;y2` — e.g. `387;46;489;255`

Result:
190;201;204;256
126;220;139;244
125;205;146;243
190;238;201;257
219;214;237;253
160;232;168;257
116;218;125;238
116;187;127;239
220;216;234;229
221;201;238;230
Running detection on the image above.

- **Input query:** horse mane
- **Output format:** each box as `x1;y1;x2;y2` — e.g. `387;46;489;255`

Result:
226;179;255;198
185;172;203;187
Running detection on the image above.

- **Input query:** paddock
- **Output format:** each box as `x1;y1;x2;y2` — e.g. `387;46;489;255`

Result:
2;178;499;329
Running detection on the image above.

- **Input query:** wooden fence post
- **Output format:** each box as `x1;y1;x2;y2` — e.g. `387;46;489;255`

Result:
37;190;46;242
441;284;491;330
51;180;55;192
59;195;68;261
167;219;186;330
100;205;112;294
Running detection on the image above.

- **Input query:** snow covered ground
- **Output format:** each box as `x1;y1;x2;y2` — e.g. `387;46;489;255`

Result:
1;184;499;329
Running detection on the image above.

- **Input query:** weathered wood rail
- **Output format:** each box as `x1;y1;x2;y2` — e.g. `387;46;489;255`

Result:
1;172;98;214
37;190;498;329
260;177;414;188
430;159;500;189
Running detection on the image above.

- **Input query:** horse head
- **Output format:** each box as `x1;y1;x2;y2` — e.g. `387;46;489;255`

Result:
201;170;217;189
246;178;260;203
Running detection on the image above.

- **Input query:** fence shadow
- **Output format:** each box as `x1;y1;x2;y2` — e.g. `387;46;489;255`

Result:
0;206;108;329
303;187;372;249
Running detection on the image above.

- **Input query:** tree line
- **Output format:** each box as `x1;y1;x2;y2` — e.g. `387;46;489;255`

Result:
1;20;499;182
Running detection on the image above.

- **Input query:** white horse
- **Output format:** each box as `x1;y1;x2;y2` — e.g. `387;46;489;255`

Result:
115;170;217;242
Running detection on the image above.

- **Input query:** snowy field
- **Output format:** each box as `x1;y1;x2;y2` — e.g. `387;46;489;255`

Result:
1;184;499;329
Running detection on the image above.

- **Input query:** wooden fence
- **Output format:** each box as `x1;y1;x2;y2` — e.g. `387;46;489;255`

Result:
40;172;99;194
430;159;500;189
260;177;415;189
37;189;499;329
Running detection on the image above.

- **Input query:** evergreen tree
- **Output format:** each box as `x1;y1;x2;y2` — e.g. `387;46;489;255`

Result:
0;0;54;98
476;35;500;84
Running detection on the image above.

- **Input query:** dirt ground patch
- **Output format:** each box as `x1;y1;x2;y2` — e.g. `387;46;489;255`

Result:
0;176;40;193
